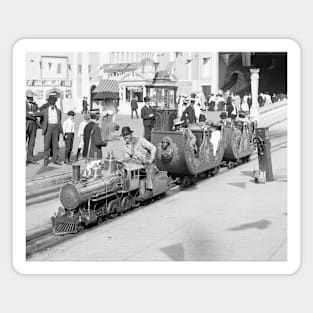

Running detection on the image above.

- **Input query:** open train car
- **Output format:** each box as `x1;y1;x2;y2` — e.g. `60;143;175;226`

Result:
151;109;229;185
222;120;256;166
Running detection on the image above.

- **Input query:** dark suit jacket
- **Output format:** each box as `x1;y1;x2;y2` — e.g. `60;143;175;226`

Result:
181;105;196;124
35;107;63;135
131;99;138;109
83;121;106;159
141;105;154;127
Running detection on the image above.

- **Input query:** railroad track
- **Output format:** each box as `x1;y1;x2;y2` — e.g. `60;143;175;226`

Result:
26;130;287;258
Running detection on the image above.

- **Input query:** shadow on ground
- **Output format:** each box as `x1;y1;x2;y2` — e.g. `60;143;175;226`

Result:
229;219;271;231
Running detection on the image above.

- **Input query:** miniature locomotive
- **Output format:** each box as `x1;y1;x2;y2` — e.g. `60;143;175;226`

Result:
52;153;169;235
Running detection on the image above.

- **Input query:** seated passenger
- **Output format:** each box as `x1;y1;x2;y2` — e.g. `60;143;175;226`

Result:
219;111;228;125
173;118;197;153
121;126;156;200
199;108;207;123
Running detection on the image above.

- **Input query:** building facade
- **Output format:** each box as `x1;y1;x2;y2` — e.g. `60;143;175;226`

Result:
26;51;220;114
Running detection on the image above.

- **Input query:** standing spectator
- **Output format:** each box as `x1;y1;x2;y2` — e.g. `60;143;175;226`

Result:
141;96;155;142
247;94;252;110
258;93;265;107
181;100;196;124
26;90;40;165
76;112;91;161
241;97;250;113
82;96;88;114
217;94;226;111
272;93;277;103
35;93;63;166
194;102;201;123
264;92;272;106
63;111;76;165
208;94;216;111
130;96;139;119
234;93;241;113
83;111;107;161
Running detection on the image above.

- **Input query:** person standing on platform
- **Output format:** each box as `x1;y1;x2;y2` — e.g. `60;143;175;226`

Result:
82;96;88;114
63;111;76;165
35;93;63;166
26;90;40;165
247;94;252;111
141;96;155;142
181;100;196;124
130;96;139;119
76;112;91;161
83;111;107;161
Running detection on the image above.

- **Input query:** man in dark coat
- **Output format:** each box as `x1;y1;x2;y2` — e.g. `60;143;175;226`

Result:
26;90;40;164
181;101;196;124
82;96;88;114
83;111;107;160
130;96;139;119
35;93;63;166
140;96;155;141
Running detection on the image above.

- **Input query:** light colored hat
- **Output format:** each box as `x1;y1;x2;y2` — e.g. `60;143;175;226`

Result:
173;118;184;126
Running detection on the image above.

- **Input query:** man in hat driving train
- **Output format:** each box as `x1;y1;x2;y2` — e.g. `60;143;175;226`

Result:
121;126;156;200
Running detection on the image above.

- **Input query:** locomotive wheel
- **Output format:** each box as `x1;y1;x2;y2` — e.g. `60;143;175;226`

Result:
107;199;120;218
77;222;85;232
120;196;132;214
181;176;192;188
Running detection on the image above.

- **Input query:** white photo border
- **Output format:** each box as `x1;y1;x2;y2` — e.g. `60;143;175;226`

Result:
13;39;300;274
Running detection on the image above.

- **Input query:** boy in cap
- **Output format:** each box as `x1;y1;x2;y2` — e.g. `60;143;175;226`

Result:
63;111;76;164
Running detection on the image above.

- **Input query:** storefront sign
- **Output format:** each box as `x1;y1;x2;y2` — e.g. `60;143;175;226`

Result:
26;80;72;87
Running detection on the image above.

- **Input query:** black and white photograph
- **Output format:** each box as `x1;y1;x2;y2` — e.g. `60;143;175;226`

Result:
13;39;300;274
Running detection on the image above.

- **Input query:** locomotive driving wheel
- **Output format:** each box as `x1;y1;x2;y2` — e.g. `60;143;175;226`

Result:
107;199;120;218
120;196;133;214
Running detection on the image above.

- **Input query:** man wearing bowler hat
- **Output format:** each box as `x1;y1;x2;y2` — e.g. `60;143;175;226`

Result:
25;90;40;164
121;126;156;200
140;96;155;142
35;92;63;166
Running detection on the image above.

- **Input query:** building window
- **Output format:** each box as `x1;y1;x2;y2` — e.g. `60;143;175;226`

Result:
57;63;62;74
78;64;82;74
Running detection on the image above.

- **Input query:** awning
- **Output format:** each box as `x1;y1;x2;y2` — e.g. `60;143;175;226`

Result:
92;80;119;100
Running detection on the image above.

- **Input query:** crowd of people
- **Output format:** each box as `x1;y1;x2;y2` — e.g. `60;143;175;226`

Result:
25;90;111;167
